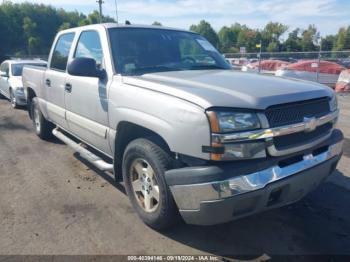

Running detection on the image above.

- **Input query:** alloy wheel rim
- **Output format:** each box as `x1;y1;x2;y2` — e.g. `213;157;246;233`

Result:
130;158;160;213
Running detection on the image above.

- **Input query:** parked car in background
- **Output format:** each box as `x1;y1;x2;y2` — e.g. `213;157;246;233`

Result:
242;59;290;74
336;58;350;69
23;23;343;229
275;60;345;87
226;58;248;70
0;59;47;108
335;69;350;93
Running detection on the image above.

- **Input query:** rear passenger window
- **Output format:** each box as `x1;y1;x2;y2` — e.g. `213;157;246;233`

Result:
50;33;75;71
74;31;103;68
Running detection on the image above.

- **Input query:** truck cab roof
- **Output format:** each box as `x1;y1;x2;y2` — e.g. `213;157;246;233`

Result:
2;59;47;65
58;23;193;35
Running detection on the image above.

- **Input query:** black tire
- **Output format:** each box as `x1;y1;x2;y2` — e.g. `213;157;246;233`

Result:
31;97;54;140
9;89;18;109
122;138;179;230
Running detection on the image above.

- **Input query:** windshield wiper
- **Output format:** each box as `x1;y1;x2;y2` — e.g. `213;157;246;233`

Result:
130;65;183;75
188;64;226;70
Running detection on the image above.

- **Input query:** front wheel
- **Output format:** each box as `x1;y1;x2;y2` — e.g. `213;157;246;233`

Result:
122;138;179;230
31;97;54;140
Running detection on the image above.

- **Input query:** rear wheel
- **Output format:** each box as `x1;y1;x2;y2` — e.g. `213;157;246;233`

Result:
9;89;18;109
31;97;54;140
122;138;179;229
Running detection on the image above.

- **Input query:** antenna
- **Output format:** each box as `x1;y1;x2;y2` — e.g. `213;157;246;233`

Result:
96;0;104;23
114;0;119;23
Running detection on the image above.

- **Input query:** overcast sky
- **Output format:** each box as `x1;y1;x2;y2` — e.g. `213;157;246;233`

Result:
11;0;350;36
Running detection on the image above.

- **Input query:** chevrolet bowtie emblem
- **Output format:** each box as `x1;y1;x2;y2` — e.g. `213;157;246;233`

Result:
304;117;317;132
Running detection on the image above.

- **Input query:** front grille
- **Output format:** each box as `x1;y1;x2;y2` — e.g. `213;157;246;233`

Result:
273;122;333;150
265;98;330;128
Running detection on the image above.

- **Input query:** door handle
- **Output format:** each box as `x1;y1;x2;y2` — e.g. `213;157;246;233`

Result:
65;83;72;93
45;79;51;87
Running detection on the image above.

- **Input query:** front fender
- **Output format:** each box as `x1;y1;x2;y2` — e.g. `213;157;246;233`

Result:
108;81;211;160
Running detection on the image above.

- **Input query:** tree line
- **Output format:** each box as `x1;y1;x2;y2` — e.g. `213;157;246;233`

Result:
1;2;350;60
0;1;114;59
190;20;350;53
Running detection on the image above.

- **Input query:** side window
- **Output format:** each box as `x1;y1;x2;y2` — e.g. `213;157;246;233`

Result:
74;31;103;68
50;33;75;71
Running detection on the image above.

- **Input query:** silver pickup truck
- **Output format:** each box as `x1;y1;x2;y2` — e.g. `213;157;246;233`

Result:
22;23;343;229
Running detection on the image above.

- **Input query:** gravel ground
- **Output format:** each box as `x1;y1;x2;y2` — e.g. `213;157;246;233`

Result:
0;94;349;259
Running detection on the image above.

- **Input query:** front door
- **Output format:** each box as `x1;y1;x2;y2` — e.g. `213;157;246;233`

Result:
64;30;110;155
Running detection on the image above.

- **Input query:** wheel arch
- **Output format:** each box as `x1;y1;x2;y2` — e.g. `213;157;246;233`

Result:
26;87;37;119
114;121;173;181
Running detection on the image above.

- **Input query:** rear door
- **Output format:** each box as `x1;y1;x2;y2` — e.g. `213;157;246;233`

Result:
64;30;111;154
0;62;10;98
44;32;75;129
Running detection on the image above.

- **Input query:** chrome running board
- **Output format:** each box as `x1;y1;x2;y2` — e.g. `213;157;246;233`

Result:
52;128;113;172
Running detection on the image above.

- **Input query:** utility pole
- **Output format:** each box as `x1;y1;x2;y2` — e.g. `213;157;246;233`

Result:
115;0;119;23
257;40;262;73
96;0;104;23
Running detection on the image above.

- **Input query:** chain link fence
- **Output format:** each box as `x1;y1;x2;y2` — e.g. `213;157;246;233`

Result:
224;51;350;90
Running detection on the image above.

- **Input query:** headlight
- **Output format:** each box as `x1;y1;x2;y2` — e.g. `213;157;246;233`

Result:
329;95;338;112
205;110;265;161
207;110;261;133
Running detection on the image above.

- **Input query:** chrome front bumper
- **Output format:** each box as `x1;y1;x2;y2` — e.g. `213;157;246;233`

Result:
169;139;343;213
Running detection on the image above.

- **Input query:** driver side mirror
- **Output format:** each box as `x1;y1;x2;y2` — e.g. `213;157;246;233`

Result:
0;71;9;78
67;57;105;79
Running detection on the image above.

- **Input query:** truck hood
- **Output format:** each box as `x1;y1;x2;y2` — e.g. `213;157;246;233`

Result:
122;70;334;110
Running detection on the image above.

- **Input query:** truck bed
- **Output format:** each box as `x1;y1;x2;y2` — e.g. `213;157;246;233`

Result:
22;65;46;99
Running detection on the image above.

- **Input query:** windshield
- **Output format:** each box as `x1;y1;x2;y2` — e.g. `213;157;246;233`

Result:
11;63;47;76
109;28;231;75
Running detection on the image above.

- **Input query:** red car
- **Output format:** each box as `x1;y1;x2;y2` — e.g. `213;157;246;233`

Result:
242;59;289;74
275;60;345;87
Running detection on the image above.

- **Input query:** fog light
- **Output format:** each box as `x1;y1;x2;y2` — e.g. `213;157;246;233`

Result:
221;142;266;160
